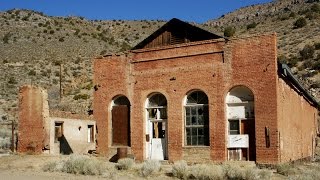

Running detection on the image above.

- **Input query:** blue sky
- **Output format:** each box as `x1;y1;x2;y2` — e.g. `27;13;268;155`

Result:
0;0;273;23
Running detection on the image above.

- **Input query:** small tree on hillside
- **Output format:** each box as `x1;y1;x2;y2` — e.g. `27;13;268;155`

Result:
300;44;315;59
224;26;236;37
293;17;307;28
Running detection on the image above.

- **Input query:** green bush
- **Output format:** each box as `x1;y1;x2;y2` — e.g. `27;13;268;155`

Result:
224;26;236;37
287;56;299;67
300;44;315;59
247;22;257;30
8;77;17;84
311;3;320;13
314;42;320;50
73;94;90;100
293;17;307;28
28;70;36;76
3;33;11;44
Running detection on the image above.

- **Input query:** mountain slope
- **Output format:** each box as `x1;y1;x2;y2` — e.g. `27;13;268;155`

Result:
0;0;319;122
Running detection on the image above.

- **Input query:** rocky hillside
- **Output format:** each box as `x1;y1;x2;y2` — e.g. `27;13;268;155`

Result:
0;0;320;123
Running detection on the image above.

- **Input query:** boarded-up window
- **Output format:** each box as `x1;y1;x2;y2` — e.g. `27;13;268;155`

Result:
88;125;94;143
54;122;63;143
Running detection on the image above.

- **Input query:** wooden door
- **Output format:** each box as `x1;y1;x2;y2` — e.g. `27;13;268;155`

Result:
112;105;130;146
241;120;256;161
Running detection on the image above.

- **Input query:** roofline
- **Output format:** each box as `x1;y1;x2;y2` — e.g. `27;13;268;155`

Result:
278;63;319;109
131;18;224;50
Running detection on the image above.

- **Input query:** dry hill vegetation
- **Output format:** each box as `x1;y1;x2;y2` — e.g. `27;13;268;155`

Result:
0;0;319;128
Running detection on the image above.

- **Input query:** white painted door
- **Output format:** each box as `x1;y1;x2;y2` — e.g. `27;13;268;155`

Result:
146;108;167;160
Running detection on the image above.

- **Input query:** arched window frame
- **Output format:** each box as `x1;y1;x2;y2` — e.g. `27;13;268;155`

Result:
184;91;209;146
146;93;167;122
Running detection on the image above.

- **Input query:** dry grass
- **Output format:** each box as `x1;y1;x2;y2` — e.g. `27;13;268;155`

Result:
116;158;135;170
42;154;115;176
140;160;161;177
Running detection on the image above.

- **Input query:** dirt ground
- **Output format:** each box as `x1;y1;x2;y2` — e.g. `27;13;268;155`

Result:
0;154;173;180
2;153;320;180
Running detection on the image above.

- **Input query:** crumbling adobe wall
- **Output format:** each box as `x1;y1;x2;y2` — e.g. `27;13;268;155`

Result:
17;85;49;153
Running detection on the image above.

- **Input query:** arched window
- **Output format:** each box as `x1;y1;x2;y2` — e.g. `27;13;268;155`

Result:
112;96;130;146
185;91;209;146
226;86;255;161
146;94;167;138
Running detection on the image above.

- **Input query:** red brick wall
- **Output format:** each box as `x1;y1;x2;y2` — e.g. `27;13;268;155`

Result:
94;34;315;163
17;86;46;153
277;77;317;162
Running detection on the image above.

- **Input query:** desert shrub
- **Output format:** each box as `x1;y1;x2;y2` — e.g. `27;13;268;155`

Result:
8;77;17;84
120;42;131;52
314;42;320;50
243;167;260;180
28;70;36;76
116;158;135;170
257;169;273;180
246;22;257;30
312;61;320;70
73;94;90;100
49;30;54;34
224;163;245;179
53;60;61;66
3;32;11;44
172;160;189;179
140;160;161;177
224;26;236;37
100;50;107;55
289;12;296;18
311;3;320;13
305;11;319;19
43;161;64;172
62;155;107;175
300;44;315;59
189;164;224;180
43;155;113;176
287;56;299;67
293;17;307;28
302;59;314;69
276;163;294;176
58;37;64;42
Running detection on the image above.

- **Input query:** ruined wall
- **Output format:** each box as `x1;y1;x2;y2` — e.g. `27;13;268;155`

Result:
277;77;317;162
94;34;282;163
49;117;95;155
17;85;49;153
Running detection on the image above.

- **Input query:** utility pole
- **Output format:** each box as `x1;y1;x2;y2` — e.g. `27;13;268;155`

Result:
59;63;62;102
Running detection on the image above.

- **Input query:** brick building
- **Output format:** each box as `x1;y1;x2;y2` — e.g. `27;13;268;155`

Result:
93;18;318;164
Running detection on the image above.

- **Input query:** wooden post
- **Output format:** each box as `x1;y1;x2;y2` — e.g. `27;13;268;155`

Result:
11;120;15;152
